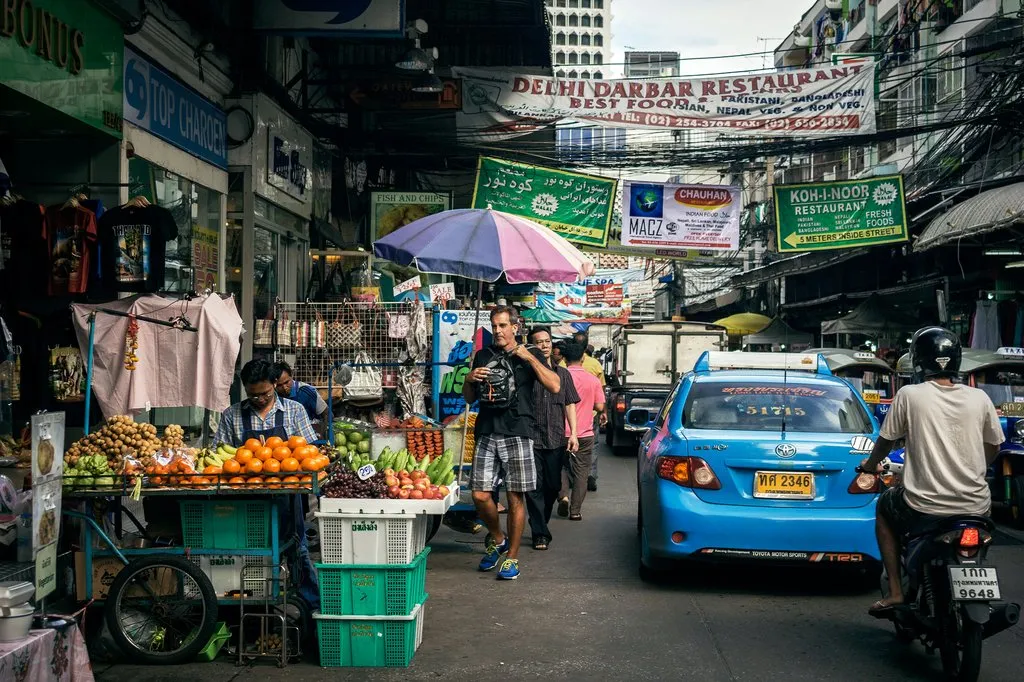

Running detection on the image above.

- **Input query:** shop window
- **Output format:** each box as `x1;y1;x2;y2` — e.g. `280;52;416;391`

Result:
581;53;591;65
569;13;579;26
581;34;591;46
569;33;578;46
556;14;566;26
581;15;591;27
569;53;579;65
594;34;603;47
595;15;603;28
253;226;279;322
556;32;566;45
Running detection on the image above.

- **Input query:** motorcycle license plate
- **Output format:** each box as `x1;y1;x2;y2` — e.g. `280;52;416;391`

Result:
753;471;814;500
948;566;1001;601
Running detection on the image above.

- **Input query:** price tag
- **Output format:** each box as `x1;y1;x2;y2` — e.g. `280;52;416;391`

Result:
394;275;422;296
357;463;377;481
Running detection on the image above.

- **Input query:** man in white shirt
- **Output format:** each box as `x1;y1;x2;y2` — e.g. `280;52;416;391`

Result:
860;327;1004;615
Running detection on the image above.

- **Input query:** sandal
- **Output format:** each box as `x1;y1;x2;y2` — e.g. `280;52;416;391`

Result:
868;598;903;618
532;537;549;550
569;513;582;521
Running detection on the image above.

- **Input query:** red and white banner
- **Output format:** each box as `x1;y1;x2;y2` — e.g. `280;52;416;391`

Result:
623;181;742;252
453;64;875;141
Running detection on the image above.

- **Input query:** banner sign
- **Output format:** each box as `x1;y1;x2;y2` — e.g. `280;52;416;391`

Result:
622;181;741;251
453;64;875;141
370;191;451;243
552;285;632;324
586;281;624;306
471;157;616;248
434;311;492;421
429;282;456;303
253;0;404;36
192;225;219;293
393;275;422;295
124;46;228;169
774;175;908;253
31;412;65;600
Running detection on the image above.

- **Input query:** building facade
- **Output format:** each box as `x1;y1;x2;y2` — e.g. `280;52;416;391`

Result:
545;0;612;79
624;51;680;78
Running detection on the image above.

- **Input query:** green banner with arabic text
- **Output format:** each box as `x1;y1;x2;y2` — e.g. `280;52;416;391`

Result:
471;157;616;247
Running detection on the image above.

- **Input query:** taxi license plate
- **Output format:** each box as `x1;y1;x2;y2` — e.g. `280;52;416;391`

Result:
1000;402;1024;417
753;471;814;499
948;566;1001;601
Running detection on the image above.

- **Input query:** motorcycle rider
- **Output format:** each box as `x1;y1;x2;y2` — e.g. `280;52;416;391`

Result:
860;326;1004;616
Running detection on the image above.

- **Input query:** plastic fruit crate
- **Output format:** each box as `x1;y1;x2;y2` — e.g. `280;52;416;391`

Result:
186;555;277;599
196;622;231;662
315;511;426;565
180;500;272;550
315;601;426;668
317;547;429;616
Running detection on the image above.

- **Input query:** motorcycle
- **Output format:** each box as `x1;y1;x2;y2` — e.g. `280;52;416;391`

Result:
867;452;1021;681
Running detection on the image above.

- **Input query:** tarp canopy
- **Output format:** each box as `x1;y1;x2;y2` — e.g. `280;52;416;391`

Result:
713;312;771;337
744;317;813;347
821;294;906;336
916;181;1024;252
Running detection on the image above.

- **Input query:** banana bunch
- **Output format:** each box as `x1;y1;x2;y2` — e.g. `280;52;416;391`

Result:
196;443;237;470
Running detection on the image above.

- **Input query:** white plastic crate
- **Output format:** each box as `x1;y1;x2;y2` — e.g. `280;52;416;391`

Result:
187;555;276;598
316;512;427;565
318;485;459;515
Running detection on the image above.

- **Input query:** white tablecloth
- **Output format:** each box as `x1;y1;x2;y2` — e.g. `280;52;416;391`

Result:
0;626;93;682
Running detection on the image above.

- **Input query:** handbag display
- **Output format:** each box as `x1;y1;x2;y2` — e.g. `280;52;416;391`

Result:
344;351;382;402
327;307;361;349
253;319;274;347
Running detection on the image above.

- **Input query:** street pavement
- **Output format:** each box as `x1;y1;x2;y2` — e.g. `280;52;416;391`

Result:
96;444;1024;681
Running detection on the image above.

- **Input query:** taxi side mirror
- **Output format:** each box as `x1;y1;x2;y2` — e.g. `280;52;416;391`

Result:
625;408;653;432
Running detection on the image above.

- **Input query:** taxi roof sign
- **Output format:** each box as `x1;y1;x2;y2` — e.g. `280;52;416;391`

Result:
996;347;1024;357
694;351;833;375
854;351;877;359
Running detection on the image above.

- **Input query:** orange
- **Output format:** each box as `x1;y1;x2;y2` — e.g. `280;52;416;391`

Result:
235;449;254;465
300;457;319;472
299;474;312;484
223;459;241;474
228;476;246;488
255;446;274;461
282;475;300;488
247;476;264;487
193;476;210;486
244;438;263;452
265;436;284;448
317;455;331;470
272;446;292;461
203;465;222;475
317;471;329;483
281;457;300;472
287;436;307;450
263;458;281;474
246;459;264;474
264;476;281;489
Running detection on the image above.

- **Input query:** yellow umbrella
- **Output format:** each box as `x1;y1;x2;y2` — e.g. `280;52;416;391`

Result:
712;312;772;337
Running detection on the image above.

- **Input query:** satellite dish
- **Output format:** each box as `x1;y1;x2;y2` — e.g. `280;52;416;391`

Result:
332;363;354;387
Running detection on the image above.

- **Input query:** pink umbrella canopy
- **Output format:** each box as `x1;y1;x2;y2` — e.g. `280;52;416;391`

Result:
373;208;595;284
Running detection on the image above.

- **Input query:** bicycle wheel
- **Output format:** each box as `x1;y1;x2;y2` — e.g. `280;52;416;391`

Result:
105;554;218;665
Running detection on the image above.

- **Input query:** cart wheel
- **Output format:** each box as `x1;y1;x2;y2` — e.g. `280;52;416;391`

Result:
105;554;218;665
425;514;443;543
273;591;313;647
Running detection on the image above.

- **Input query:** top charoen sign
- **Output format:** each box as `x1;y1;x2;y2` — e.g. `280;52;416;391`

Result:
453;63;875;141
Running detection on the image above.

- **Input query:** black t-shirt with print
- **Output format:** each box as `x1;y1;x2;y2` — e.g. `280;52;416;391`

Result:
472;345;549;440
97;204;178;292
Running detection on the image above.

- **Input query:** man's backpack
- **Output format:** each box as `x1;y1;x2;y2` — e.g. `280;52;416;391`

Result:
478;349;518;409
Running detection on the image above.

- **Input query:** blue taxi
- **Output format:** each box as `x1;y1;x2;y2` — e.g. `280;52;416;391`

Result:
630;351;882;580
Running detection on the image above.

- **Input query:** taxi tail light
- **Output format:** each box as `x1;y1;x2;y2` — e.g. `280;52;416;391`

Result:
848;471;880;494
615;396;627;413
657;456;721;490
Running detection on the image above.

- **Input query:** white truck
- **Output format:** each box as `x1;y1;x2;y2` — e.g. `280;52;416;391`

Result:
604;321;728;455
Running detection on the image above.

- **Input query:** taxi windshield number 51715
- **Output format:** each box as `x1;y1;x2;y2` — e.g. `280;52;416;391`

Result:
746;406;806;416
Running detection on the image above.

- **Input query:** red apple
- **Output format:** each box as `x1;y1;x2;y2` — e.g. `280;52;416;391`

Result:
410;489;424;499
434;491;445;500
399;477;414;487
410;470;425;480
438;485;450;497
398;488;411;499
384;475;399;487
387;485;400;497
383;468;396;477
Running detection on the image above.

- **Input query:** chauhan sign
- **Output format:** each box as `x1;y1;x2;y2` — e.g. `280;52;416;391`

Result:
471;157;616;247
453;64;875;140
622;181;741;251
774;176;908;253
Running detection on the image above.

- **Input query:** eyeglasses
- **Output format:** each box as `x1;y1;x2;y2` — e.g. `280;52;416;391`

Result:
246;388;275;402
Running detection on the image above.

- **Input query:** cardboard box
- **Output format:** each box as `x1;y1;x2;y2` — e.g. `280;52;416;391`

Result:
74;552;177;601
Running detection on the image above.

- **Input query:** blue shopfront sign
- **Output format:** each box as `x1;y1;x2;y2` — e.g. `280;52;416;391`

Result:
123;46;227;169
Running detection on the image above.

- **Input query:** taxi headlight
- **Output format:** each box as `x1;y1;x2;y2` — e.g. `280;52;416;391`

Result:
1015;420;1024;438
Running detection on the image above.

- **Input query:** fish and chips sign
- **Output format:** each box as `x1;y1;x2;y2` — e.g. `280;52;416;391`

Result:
453;63;875;140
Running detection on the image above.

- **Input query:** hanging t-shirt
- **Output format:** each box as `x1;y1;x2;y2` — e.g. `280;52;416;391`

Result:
97;204;178;292
43;204;98;295
0;199;48;299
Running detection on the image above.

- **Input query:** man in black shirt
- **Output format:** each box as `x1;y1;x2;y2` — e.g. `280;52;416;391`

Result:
464;306;561;580
525;327;579;551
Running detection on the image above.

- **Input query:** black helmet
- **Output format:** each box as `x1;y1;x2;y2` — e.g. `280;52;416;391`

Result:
909;326;961;382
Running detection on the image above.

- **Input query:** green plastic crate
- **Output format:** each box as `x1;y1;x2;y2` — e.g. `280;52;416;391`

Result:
180;500;272;550
316;547;429;616
196;622;230;662
315;600;425;668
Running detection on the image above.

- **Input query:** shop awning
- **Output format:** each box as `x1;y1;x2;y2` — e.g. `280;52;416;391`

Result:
712;312;772;337
744;317;813;347
820;294;909;337
730;248;868;288
915;181;1024;252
